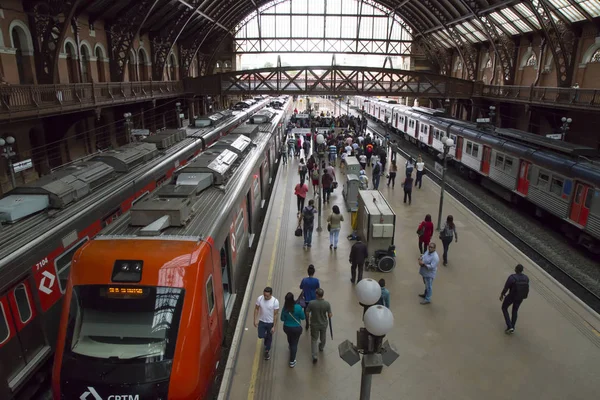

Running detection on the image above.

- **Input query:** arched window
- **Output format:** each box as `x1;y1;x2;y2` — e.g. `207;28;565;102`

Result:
591;48;600;64
138;50;148;81
11;29;26;84
169;54;176;81
224;60;231;69
95;47;105;82
456;61;463;71
526;53;537;67
80;45;90;82
65;43;78;83
128;51;137;82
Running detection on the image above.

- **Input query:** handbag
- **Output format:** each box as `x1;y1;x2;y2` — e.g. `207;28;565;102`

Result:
295;226;303;237
296;291;307;308
416;225;424;237
327;223;331;232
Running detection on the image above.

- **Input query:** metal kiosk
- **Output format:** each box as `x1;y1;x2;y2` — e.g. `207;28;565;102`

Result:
356;190;396;272
345;157;361;176
343;174;360;212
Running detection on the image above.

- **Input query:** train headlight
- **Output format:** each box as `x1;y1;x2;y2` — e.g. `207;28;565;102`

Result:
112;260;144;282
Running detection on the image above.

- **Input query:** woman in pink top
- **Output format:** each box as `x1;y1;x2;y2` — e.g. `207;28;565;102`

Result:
417;214;434;254
294;179;309;214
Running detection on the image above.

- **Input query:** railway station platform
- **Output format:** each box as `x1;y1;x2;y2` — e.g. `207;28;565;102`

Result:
218;141;600;400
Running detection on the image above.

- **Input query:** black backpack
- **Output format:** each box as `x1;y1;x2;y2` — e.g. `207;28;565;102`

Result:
373;163;381;175
303;207;315;224
512;274;530;300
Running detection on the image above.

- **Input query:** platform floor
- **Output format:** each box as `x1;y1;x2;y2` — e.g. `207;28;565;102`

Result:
223;139;600;400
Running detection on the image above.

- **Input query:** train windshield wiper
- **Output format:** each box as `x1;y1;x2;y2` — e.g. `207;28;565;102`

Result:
100;354;155;380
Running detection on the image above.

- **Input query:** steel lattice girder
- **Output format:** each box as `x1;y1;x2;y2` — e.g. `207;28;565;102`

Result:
525;0;577;87
233;38;412;55
24;0;82;84
186;66;474;98
106;0;161;82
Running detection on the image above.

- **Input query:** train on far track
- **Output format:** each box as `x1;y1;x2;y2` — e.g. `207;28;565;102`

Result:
51;99;293;399
354;96;600;253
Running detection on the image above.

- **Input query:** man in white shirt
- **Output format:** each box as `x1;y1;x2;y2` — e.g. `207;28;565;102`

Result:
254;286;280;360
415;155;425;189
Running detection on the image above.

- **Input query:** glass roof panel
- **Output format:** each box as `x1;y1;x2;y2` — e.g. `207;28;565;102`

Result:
549;0;585;22
488;12;520;35
462;21;486;42
499;8;532;33
513;4;541;29
577;0;600;16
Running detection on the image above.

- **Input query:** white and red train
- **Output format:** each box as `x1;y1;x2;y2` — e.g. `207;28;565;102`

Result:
355;96;600;252
0;99;274;399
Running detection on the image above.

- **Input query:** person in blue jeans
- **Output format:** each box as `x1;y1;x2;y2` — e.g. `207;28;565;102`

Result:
298;200;317;249
418;243;439;305
299;264;320;329
254;287;280;360
280;292;305;368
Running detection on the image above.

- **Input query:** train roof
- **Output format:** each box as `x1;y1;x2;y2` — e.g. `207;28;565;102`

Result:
494;127;597;158
0;100;270;288
99;102;290;242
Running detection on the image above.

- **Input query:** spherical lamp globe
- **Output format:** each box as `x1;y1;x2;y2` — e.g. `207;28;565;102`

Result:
316;134;325;145
445;138;454;147
355;278;382;306
364;305;394;336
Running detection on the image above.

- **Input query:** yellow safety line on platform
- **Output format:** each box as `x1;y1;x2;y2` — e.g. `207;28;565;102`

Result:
247;170;288;400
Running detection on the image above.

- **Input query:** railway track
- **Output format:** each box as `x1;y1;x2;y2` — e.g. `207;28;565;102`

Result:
366;122;600;314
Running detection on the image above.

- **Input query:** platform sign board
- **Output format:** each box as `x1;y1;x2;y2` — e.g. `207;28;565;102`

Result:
476;118;490;123
13;159;33;173
546;134;562;140
434;162;444;175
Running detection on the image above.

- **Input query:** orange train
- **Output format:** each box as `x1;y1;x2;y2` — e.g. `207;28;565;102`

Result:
52;100;292;399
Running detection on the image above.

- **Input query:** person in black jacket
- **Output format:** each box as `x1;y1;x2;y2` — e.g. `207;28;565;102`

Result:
499;264;530;335
349;236;369;284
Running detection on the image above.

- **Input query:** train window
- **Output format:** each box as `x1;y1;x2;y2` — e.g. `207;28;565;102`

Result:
13;284;32;324
550;177;563;196
472;144;479;157
206;275;215;315
537;172;550;188
584;190;593;208
235;208;244;241
504;157;514;171
495;154;505;167
0;302;9;344
55;237;89;293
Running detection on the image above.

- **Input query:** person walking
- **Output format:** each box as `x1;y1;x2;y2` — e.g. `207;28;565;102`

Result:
377;278;391;308
298;158;308;182
294;179;308;215
415;155;425;189
280;292;305;368
306;288;332;364
500;264;530;334
439;215;458;266
358;170;369;190
372;159;382;190
322;171;334;204
310;167;320;197
254;287;280;360
387;159;397;188
298;199;317;248
418;243;439;305
349;236;368;283
405;158;414;178
281;145;288;165
327;205;345;250
417;214;434;254
299;264;320;329
402;174;414;205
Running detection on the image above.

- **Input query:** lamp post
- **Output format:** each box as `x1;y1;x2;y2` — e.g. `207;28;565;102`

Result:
346;98;350;115
489;105;496;129
436;136;454;231
175;102;183;128
123;113;133;142
0;136;17;188
316;133;326;233
338;279;399;400
560;117;572;141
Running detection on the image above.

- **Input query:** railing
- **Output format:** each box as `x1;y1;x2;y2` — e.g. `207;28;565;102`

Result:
480;85;600;110
0;81;185;121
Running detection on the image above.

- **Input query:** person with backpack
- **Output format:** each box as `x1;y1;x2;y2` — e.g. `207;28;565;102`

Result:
280;145;288;165
310;167;320;197
417;214;434;254
500;264;530;334
372;159;382;190
299;264;320;329
280;292;305;368
439;215;458;266
358;170;369;190
298;158;308;182
287;135;295;158
298;199;317;249
405;158;414;178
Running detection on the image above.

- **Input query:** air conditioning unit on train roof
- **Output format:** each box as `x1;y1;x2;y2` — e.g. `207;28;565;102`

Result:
180;148;238;185
91;142;158;172
249;110;275;124
209;134;252;155
230;124;259;138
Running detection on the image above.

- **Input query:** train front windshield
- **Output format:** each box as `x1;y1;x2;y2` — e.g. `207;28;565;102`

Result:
65;285;184;363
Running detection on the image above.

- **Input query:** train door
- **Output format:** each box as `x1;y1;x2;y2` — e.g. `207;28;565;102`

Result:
481;146;492;174
517;161;531;195
428;126;433;145
455;137;463;160
204;273;220;361
569;183;592;226
3;280;48;391
220;239;233;307
0;293;21;392
246;191;253;235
